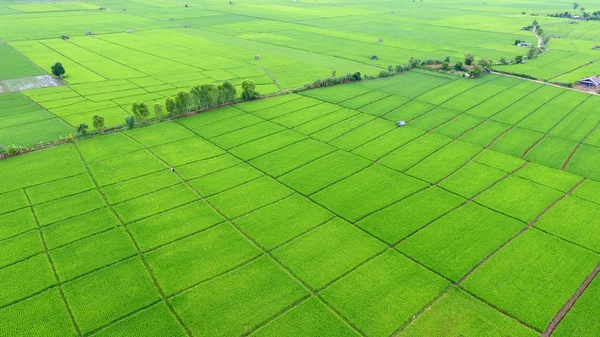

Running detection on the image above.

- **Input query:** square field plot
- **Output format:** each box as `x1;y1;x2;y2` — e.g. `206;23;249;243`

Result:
0;226;43;268
514;162;581;192
398;287;538;337
234;194;334;250
0;208;37;241
273;218;385;290
475;175;563;223
565;144;600;181
252;297;359;337
101;170;181;205
0;289;78;337
397;203;524;281
63;258;161;334
42;208;119;250
146;223;260;296
279;151;371;195
77;132;144;164
312;165;427;222
462;229;600;331
26;173;95;205
321;251;449;337
379;133;452;172
357;187;464;245
171;256;308;337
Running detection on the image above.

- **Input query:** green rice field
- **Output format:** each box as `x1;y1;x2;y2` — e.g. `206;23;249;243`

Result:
2;69;600;336
2;0;600;146
3;0;600;336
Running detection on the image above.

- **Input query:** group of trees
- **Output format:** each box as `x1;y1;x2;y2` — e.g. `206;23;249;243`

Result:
75;79;257;135
163;80;240;116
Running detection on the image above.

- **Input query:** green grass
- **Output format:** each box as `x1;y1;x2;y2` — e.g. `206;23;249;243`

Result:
321;250;449;337
462;229;600;331
42;207;119;250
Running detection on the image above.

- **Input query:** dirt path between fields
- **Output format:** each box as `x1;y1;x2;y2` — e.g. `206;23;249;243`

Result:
534;25;543;49
542;263;600;336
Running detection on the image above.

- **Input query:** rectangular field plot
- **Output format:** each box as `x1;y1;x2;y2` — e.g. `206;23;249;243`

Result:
229;130;306;160
0;254;55;308
234;194;334;250
188;164;262;197
406;141;482;183
553;275;600;337
398;203;523;281
475;176;563;223
352;126;424;161
462;229;600;331
535;196;600;252
357;187;464;245
379;133;452;172
565;144;600;181
312;165;427;222
321;251;449;337
439;161;506;198
251;297;359;337
63;258;161;335
398;287;538;337
328;119;395;151
249;140;335;177
91;303;187;337
274;218;385;290
146;223;260;295
171;256;308;337
207;176;293;218
279;150;371;195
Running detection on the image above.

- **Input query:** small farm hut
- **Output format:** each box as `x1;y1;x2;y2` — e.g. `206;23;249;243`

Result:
255;55;261;60
371;55;378;60
126;29;133;33
578;77;600;87
377;39;383;43
61;35;70;40
396;121;406;127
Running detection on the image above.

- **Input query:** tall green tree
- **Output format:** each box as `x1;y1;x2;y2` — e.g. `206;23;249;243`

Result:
154;103;164;119
464;54;475;66
165;96;176;115
51;62;66;79
241;79;259;100
92;114;105;131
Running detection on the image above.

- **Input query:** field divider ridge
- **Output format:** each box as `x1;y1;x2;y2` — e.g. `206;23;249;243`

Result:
24;188;83;337
72;142;195;337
